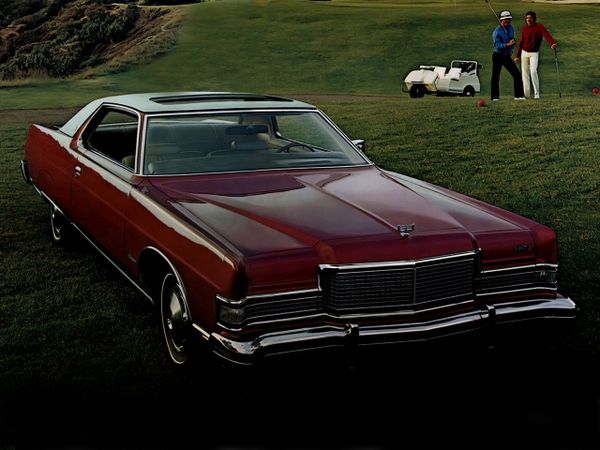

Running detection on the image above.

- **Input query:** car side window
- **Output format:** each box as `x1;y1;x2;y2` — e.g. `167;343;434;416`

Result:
84;108;139;170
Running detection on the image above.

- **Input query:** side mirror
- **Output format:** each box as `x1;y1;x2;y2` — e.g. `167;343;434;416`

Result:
352;139;365;151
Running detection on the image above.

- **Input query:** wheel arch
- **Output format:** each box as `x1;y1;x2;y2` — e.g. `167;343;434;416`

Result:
138;246;202;365
138;246;190;313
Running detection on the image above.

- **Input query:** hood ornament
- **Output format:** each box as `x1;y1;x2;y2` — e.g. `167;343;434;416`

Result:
397;223;415;237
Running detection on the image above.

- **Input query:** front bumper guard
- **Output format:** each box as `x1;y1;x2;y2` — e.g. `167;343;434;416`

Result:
206;295;577;365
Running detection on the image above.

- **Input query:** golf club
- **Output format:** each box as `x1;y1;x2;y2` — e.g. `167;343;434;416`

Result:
554;47;562;98
483;0;502;27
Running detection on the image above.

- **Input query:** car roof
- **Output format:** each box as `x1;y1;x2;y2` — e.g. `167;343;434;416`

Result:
60;92;317;136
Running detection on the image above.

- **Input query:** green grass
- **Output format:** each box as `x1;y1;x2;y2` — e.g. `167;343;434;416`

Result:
2;95;600;394
1;0;599;107
320;95;600;350
2;1;600;441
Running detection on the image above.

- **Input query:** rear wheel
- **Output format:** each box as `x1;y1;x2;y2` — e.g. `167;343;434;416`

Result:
49;204;71;244
462;86;475;97
160;272;192;365
409;85;426;98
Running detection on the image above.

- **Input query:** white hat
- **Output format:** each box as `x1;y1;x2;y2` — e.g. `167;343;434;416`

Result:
499;10;512;20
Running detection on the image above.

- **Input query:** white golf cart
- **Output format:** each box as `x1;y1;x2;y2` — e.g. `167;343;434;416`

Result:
403;60;482;98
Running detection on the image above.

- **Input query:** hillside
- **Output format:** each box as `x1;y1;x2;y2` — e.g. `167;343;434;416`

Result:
0;0;184;80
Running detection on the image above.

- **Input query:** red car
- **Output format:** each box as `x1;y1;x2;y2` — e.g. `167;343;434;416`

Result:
21;92;576;366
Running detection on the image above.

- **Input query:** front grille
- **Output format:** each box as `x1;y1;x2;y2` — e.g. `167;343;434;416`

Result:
217;251;560;331
319;252;476;313
320;267;414;311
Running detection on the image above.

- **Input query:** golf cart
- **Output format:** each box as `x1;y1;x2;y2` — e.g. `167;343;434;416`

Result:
403;60;482;98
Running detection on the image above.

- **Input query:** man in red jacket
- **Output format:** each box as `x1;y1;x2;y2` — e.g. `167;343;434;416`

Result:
515;10;557;99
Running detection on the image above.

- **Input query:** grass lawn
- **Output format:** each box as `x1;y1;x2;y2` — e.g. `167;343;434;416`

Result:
1;0;599;106
1;0;600;448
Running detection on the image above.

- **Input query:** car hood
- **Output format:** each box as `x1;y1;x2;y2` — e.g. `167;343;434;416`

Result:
149;166;535;263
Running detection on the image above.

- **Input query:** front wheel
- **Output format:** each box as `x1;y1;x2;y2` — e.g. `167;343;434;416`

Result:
160;272;192;365
409;85;426;98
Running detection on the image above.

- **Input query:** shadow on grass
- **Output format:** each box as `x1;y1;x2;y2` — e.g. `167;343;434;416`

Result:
3;339;600;450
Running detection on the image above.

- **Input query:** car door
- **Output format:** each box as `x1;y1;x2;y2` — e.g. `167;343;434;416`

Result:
71;105;141;267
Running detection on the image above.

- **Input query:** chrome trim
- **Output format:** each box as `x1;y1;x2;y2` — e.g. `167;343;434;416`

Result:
218;313;330;332
145;107;318;120
206;295;577;364
218;251;479;330
30;177;43;197
217;289;323;331
149;93;296;103
32;187;196;314
141;246;191;313
318;109;371;163
217;298;477;332
144;162;371;178
476;286;558;297
217;288;321;307
218;251;560;331
192;323;213;340
351;139;365;151
71;220;155;305
319;249;478;272
20;160;32;184
140;108;373;176
493;297;577;322
478;263;558;296
80;103;142;175
36;189;154;306
210;324;354;365
481;263;558;274
331;299;475;319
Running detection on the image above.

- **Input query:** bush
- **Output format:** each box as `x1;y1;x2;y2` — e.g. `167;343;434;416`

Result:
0;1;141;80
142;0;202;4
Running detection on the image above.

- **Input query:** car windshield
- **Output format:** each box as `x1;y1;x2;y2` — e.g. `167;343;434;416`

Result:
143;111;368;175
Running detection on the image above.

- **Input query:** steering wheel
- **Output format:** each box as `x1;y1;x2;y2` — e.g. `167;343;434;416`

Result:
276;142;316;153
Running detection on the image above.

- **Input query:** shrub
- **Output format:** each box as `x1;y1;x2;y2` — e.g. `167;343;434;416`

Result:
0;1;141;80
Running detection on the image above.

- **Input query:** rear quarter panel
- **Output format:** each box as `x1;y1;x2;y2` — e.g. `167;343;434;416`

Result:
25;124;78;215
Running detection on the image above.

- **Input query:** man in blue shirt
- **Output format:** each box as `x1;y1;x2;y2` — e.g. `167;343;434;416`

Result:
491;10;525;101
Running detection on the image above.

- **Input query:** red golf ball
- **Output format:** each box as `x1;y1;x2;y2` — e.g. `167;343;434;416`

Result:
593;87;599;95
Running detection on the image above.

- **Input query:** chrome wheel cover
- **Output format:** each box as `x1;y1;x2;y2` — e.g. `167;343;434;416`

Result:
50;205;65;242
160;273;190;364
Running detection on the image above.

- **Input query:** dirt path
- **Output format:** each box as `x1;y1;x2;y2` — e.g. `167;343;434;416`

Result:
0;94;405;125
530;0;600;3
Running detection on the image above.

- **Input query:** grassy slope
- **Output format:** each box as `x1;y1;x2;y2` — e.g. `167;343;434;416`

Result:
1;1;600;443
0;0;599;106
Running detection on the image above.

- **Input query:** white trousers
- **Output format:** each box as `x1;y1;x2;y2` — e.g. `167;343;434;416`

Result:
521;50;540;98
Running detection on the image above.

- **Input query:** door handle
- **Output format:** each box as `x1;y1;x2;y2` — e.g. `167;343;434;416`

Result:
74;165;82;177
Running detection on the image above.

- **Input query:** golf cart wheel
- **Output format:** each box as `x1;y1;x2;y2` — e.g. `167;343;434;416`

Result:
409;85;426;98
462;86;475;97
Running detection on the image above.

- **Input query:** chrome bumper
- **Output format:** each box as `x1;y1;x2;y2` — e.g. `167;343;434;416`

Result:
206;295;577;365
20;160;32;184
